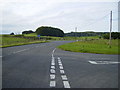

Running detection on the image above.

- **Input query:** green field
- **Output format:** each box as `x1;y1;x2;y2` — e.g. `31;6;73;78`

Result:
1;33;119;55
23;33;99;40
23;33;37;37
58;39;120;55
0;35;47;48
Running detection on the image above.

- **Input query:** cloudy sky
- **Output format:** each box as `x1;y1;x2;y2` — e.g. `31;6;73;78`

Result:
0;0;119;34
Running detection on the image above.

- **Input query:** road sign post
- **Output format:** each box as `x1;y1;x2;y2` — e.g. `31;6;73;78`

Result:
37;35;40;40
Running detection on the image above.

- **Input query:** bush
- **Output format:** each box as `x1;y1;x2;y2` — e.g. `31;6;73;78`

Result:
10;32;14;35
36;26;64;37
102;32;120;39
22;30;34;34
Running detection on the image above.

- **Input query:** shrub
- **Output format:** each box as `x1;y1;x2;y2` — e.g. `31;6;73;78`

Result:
36;26;64;37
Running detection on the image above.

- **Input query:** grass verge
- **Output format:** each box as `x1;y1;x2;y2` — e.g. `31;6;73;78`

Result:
0;36;48;48
58;39;120;55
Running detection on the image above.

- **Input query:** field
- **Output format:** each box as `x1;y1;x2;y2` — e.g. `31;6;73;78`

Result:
23;33;99;40
1;33;119;55
0;35;48;48
0;33;100;48
58;39;120;55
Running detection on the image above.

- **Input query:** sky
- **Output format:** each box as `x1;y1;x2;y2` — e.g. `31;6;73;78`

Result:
0;0;119;34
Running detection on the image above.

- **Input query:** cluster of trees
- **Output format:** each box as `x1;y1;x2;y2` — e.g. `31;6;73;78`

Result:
11;26;64;37
36;26;64;37
10;32;14;35
22;30;34;34
102;32;120;39
11;26;120;39
65;32;108;37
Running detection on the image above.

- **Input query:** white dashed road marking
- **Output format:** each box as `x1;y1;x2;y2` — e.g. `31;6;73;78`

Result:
50;49;71;88
59;63;62;66
50;74;55;79
59;65;63;69
51;66;55;69
60;70;65;74
50;81;56;87
50;48;56;88
58;61;62;64
63;81;71;88
61;75;68;80
51;62;55;65
13;49;28;54
58;57;71;88
50;69;55;74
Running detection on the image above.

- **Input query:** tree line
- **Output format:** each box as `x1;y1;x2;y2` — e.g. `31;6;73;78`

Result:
10;26;120;39
102;32;120;39
20;26;64;37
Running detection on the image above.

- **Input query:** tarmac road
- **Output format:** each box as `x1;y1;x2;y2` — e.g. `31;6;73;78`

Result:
2;41;119;88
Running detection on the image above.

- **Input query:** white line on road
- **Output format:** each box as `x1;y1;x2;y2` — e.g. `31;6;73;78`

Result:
50;69;55;74
51;62;55;65
52;48;56;54
63;81;71;88
59;63;62;66
50;81;56;87
51;60;55;63
50;48;57;88
61;75;68;80
50;49;71;88
58;57;60;60
51;66;55;69
58;60;61;64
52;57;55;60
89;61;97;64
58;61;62;64
60;70;65;74
89;60;120;64
57;57;71;88
52;48;56;58
50;74;55;79
13;49;29;54
59;65;63;69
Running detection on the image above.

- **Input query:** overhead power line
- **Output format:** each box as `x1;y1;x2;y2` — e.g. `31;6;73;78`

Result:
80;13;110;30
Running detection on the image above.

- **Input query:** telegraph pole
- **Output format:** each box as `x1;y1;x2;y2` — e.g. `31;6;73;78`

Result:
75;27;78;41
109;11;112;48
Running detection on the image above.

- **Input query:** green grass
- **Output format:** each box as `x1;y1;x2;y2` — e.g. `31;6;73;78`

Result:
23;33;37;37
23;33;100;40
58;39;120;55
0;36;48;48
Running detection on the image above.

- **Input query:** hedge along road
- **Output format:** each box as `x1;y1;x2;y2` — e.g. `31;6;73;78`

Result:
2;41;119;88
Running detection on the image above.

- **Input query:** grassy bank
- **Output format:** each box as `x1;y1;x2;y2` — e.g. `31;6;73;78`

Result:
58;39;120;55
0;36;48;48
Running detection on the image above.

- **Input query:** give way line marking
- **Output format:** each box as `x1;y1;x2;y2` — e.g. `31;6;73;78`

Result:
89;60;120;64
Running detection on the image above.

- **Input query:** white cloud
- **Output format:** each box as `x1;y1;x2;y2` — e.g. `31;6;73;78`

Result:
0;0;118;34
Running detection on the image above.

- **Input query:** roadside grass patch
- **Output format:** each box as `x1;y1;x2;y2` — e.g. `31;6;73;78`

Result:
58;39;119;55
0;36;48;48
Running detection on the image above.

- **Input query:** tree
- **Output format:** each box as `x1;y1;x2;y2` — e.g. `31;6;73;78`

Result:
35;26;64;37
10;32;14;35
102;32;120;39
22;30;34;34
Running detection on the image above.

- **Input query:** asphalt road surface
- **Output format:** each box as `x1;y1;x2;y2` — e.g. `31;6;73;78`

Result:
2;41;119;88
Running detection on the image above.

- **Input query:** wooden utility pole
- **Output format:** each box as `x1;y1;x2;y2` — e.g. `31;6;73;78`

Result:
109;11;112;48
75;27;77;41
